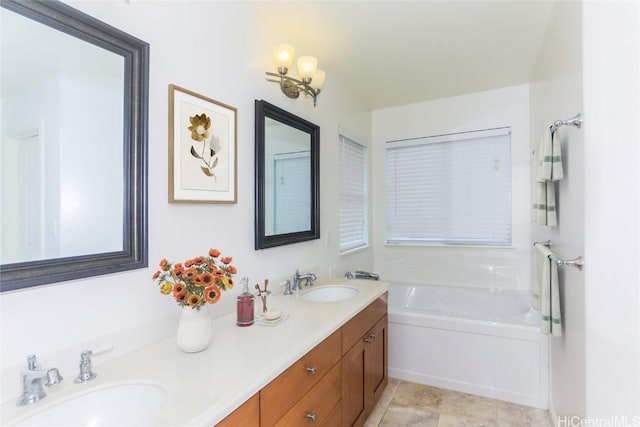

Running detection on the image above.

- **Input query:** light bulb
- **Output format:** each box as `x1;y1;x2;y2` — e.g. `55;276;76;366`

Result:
273;44;295;72
297;56;318;82
309;70;326;91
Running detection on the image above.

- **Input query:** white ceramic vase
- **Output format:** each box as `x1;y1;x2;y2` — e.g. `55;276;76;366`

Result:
176;305;213;353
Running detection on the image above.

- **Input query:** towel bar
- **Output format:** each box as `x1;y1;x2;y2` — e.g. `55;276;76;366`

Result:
549;254;584;271
550;113;583;134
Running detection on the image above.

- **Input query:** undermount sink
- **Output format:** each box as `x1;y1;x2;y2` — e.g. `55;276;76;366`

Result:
302;285;359;302
13;383;167;427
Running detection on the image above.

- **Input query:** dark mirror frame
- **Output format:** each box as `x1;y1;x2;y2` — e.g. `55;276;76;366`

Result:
254;100;320;249
0;0;149;292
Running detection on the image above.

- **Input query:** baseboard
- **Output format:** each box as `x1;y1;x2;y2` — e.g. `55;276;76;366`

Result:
548;402;559;426
389;367;548;410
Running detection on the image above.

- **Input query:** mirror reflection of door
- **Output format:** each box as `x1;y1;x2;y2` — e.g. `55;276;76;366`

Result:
273;152;311;234
1;129;45;263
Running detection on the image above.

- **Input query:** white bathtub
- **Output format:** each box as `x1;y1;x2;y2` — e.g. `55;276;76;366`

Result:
388;283;549;409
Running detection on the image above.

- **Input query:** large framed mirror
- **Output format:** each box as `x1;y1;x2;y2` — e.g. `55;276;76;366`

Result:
0;0;149;291
255;100;319;249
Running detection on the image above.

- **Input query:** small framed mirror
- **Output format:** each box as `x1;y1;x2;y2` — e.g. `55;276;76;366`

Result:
254;100;319;249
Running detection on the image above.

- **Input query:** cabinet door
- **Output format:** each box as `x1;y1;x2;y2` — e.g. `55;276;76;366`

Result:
365;315;388;409
342;338;366;427
215;393;259;427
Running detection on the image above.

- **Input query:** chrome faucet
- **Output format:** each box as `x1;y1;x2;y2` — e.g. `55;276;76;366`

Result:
17;355;63;406
293;270;317;291
344;270;380;281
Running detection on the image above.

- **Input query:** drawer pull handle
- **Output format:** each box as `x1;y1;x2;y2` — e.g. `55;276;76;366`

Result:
306;366;317;375
364;332;376;343
306;412;317;423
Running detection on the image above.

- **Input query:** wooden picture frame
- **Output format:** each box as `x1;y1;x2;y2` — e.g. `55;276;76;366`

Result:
168;84;237;203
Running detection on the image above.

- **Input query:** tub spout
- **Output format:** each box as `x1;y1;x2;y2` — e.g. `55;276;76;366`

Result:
345;271;380;281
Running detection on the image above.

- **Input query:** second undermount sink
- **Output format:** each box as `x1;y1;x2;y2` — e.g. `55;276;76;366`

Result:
12;383;167;427
302;285;359;302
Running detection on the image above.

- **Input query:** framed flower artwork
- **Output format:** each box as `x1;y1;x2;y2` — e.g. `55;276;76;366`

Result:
168;84;237;203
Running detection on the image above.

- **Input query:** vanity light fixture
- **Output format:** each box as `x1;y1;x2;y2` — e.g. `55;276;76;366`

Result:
265;44;326;107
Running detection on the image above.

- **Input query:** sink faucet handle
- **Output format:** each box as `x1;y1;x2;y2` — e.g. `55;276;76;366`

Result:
45;368;63;386
281;280;293;295
26;354;39;370
74;350;97;383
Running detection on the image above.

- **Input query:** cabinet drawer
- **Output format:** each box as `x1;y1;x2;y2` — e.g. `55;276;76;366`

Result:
215;393;259;427
321;399;342;427
261;330;341;426
274;361;342;427
342;293;388;355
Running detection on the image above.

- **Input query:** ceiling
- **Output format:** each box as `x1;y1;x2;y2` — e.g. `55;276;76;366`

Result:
251;1;555;109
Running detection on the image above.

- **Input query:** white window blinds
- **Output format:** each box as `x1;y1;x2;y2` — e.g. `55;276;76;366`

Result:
339;133;368;252
385;127;512;246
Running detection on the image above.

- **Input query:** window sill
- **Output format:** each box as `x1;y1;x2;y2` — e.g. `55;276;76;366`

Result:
339;245;371;256
385;242;514;249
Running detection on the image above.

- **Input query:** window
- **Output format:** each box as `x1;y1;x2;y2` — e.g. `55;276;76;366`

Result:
339;133;368;252
385;127;511;246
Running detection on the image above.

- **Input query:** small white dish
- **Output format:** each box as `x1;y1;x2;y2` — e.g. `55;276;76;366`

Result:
263;309;282;321
257;312;289;327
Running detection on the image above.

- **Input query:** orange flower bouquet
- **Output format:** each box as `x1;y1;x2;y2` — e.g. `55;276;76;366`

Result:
152;248;237;310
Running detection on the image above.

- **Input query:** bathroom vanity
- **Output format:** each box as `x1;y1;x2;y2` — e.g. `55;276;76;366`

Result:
1;280;388;427
217;292;388;427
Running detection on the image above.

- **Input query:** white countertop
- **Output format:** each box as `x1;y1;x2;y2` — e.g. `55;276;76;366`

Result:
2;279;389;427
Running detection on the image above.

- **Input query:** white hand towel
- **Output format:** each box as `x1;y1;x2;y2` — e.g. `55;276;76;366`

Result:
532;181;557;226
537;128;564;182
532;243;562;337
550;129;564;181
532;127;562;227
537;129;553;182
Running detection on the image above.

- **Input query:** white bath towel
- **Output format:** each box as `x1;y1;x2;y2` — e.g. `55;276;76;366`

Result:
532;243;562;337
532;128;563;226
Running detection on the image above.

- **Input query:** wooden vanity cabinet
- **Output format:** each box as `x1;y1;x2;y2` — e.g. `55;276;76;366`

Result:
215;293;387;427
342;294;388;427
215;393;259;427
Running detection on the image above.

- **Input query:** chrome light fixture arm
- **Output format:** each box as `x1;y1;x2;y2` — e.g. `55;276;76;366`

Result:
265;72;320;106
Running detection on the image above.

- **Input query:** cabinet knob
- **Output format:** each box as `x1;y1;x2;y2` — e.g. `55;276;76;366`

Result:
306;412;317;423
364;332;376;343
306;366;317;375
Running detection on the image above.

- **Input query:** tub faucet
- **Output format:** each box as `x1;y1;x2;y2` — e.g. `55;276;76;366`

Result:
17;354;63;406
293;270;317;291
345;270;380;281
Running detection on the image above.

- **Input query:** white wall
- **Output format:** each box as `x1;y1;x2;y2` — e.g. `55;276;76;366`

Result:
583;1;640;420
371;85;531;289
530;0;585;420
0;1;373;403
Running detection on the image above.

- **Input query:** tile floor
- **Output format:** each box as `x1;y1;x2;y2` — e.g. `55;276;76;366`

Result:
364;378;553;427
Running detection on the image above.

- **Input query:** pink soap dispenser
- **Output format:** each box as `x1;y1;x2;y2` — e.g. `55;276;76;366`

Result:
236;277;254;327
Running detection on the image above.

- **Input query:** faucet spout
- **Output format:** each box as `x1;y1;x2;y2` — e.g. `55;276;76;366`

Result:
293;270;317;290
17;355;63;406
